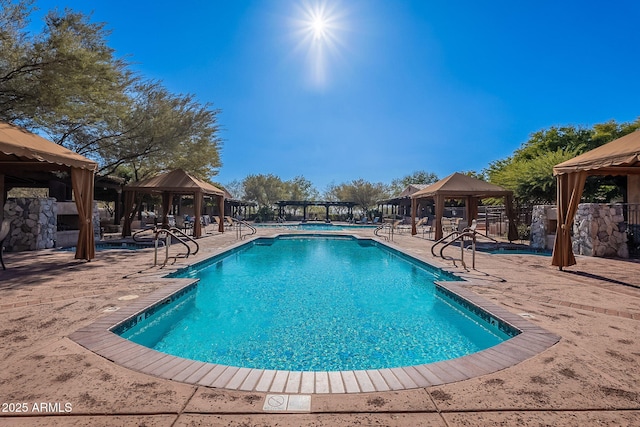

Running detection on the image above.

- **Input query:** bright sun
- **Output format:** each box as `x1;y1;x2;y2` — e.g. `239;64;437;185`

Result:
311;16;326;39
290;1;346;88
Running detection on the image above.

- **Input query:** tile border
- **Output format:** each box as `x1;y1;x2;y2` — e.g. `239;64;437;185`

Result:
69;235;561;394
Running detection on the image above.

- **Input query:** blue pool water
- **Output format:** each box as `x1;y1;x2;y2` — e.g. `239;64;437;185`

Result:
484;247;552;256
254;222;378;231
119;236;515;371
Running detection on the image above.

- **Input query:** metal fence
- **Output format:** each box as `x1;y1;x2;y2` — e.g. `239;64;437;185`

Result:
621;203;640;258
475;205;533;240
473;203;640;258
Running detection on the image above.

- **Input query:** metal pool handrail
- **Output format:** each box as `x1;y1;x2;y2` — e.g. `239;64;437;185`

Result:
437;231;477;270
229;218;256;240
431;220;480;270
151;226;199;266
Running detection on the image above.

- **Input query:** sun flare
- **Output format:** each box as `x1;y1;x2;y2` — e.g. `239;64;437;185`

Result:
311;16;326;39
290;1;347;88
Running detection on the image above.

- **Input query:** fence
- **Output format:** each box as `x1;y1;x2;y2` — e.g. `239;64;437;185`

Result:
475;205;533;240
622;203;640;258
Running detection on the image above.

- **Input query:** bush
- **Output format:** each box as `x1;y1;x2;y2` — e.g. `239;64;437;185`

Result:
517;223;531;241
255;206;274;223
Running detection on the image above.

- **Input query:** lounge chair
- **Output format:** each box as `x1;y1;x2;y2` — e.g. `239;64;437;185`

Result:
415;217;433;239
0;219;11;270
441;217;458;236
175;216;193;234
224;216;236;228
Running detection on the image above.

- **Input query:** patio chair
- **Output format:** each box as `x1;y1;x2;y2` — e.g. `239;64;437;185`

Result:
0;219;11;270
224;216;236;227
175;216;193;235
442;217;457;235
415;217;433;239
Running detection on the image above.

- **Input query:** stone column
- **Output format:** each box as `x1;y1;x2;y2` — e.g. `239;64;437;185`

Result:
573;203;628;258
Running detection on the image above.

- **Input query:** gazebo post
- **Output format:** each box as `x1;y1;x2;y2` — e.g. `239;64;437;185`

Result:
217;194;224;232
161;191;172;228
193;191;203;238
411;197;417;235
435;194;445;240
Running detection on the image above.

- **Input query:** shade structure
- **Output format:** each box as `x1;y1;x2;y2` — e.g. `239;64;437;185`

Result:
0;121;97;260
410;172;518;241
552;130;640;269
123;169;225;237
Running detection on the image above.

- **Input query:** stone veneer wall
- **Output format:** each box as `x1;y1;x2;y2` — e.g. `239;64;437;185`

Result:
530;203;628;258
3;197;57;251
2;198;100;252
573;203;628;258
530;205;556;250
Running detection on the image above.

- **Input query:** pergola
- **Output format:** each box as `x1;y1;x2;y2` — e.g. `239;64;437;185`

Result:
122;169;225;238
275;200;357;221
552;130;640;269
410;172;518;241
0;121;97;260
379;184;429;217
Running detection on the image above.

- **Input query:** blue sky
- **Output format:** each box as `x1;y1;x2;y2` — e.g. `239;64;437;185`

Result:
31;0;640;191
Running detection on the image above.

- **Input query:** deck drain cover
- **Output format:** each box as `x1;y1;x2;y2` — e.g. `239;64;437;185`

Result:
263;394;311;412
117;295;139;301
102;306;120;312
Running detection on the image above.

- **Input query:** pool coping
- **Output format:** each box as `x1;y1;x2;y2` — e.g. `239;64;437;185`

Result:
69;233;561;394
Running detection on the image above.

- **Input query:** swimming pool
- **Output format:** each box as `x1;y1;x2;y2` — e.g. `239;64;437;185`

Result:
72;233;560;392
116;235;517;371
254;222;378;231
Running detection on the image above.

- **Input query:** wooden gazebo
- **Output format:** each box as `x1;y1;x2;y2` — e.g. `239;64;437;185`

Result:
552;130;640;269
0;121;97;260
122;169;225;238
410;172;518;241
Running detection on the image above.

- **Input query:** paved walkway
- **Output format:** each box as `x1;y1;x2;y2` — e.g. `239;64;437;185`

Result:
1;226;639;426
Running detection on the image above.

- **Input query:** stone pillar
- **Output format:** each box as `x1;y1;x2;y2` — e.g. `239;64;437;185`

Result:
3;198;57;251
0;174;4;221
573;203;628;258
530;205;557;249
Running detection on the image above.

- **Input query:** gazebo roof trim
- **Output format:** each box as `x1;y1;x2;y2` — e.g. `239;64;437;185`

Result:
553;130;640;175
411;172;512;198
124;169;225;196
0;121;97;171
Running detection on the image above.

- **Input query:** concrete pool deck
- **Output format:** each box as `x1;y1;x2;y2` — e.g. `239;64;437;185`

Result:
1;226;639;426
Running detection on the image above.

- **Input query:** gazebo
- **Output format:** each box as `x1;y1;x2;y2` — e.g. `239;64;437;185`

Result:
410;172;518;241
0;121;97;260
379;184;429;218
552;130;640;269
122;169;225;238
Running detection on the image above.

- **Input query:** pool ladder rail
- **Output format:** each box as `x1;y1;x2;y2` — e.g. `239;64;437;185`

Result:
227;217;257;240
429;220;500;270
374;219;403;241
132;226;200;267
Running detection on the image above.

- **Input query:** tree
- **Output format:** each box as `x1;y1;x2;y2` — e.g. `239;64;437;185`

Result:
488;149;580;205
224;180;244;200
0;2;132;135
99;82;222;180
486;118;640;205
389;170;439;195
242;174;286;207
285;176;319;201
337;179;389;215
0;1;223;182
